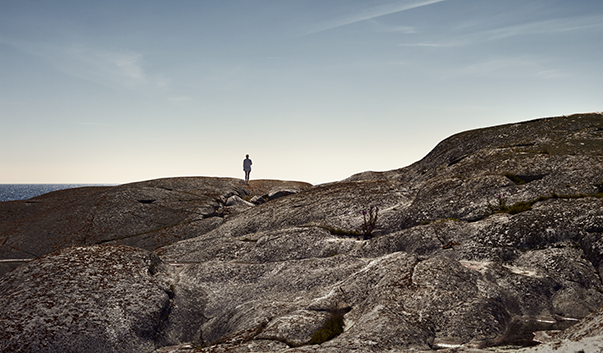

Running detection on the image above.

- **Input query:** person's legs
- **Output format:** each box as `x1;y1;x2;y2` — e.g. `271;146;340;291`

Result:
245;170;250;183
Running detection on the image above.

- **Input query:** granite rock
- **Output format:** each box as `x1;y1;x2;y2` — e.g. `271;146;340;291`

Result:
0;245;172;353
0;178;312;276
2;113;603;352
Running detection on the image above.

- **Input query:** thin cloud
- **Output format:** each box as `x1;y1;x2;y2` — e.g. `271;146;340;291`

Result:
301;0;446;36
63;46;152;90
398;42;460;47
366;19;416;33
536;70;570;80
379;25;416;34
464;15;603;44
448;58;568;80
0;36;164;91
400;15;603;50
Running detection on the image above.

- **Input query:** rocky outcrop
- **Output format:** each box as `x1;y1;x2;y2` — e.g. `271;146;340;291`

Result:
0;178;311;276
153;113;603;352
1;113;603;352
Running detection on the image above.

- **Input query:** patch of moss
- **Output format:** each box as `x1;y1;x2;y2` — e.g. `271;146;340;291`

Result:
487;198;532;216
485;191;603;218
504;201;533;215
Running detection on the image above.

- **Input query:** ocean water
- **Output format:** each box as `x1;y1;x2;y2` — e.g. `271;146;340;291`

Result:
0;184;115;202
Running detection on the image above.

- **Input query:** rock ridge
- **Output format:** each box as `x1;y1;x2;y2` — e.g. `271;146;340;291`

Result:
1;112;603;352
0;178;311;276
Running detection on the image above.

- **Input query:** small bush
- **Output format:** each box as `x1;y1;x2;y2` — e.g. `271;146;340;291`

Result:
360;206;379;237
486;194;508;214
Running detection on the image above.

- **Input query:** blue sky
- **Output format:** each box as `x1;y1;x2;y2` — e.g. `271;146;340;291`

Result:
1;0;602;184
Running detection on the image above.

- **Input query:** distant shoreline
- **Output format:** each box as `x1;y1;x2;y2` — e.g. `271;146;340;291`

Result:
0;184;117;202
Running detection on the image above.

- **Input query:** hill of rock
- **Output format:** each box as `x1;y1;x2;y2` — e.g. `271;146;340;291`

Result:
1;112;603;353
0;178;311;276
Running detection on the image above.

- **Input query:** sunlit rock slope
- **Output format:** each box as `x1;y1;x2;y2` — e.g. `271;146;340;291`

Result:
1;112;603;353
0;178;311;276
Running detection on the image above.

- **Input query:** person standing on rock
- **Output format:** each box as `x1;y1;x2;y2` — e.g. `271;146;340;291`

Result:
243;154;252;184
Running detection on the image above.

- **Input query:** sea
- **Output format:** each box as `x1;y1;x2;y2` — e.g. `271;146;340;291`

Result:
0;184;116;202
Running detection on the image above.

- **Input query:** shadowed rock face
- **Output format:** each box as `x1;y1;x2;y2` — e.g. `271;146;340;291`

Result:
1;113;603;353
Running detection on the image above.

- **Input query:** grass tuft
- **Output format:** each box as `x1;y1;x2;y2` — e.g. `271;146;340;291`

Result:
486;191;603;218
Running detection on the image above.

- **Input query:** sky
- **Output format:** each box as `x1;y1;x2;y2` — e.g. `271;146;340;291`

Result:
1;0;602;185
